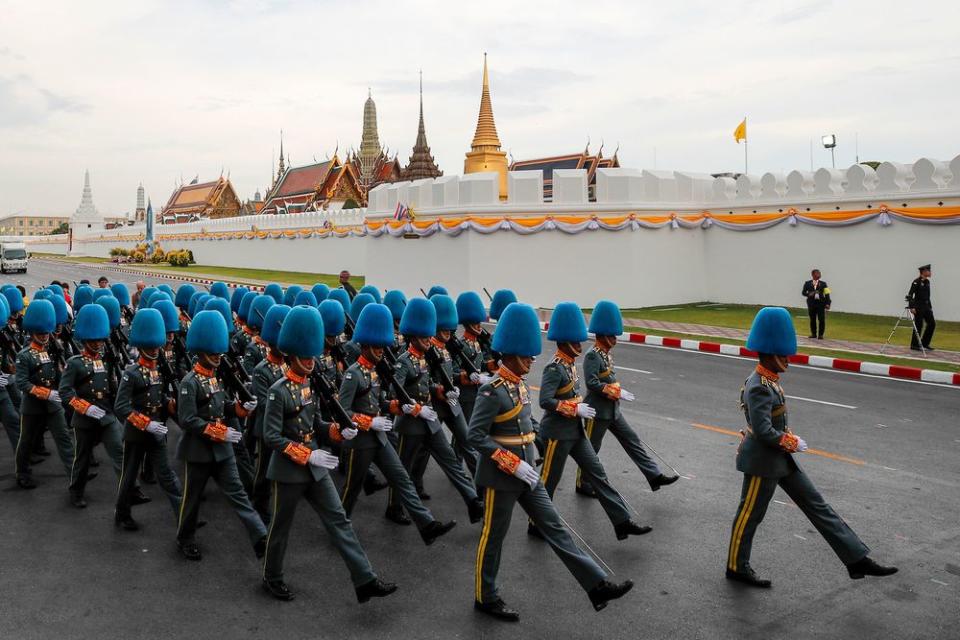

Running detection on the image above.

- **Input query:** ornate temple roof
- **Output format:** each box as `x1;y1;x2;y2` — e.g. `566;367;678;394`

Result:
261;155;365;213
470;53;502;152
510;145;620;200
161;176;240;222
401;73;443;181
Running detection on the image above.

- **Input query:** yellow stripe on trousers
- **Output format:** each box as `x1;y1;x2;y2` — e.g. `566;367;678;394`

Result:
576;420;595;488
727;476;761;571
540;440;558;484
262;480;280;580
474;487;495;602
176;464;190;535
341;449;356;503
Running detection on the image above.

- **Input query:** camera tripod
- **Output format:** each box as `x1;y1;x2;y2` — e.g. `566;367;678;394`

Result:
880;305;926;356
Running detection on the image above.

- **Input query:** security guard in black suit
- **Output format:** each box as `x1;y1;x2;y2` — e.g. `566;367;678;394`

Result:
801;269;831;339
907;264;935;350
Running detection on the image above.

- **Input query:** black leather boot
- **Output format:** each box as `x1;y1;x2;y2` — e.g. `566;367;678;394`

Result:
588;579;634;611
356;578;397;603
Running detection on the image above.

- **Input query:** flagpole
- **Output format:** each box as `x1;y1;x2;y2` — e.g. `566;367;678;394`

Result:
743;116;748;174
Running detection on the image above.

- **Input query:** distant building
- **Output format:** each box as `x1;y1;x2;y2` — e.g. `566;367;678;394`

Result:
0;212;70;236
241;188;265;216
510;145;620;201
160;177;242;224
400;74;443;182
135;183;146;223
261;154;365;214
464;54;508;199
345;91;401;194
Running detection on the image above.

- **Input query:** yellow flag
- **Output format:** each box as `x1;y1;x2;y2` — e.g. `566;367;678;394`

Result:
734;118;747;143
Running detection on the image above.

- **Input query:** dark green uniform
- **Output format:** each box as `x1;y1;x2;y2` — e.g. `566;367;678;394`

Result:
59;351;125;498
577;346;664;492
428;339;478;473
342;339;361;367
449;333;486;421
261;371;376;587
538;355;630;527
726;367;869;574
242;337;267;376
176;364;266;547
250;354;287;520
469;370;607;604
14;342;74;482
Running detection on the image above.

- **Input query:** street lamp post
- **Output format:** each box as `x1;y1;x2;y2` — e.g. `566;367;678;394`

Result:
821;134;837;169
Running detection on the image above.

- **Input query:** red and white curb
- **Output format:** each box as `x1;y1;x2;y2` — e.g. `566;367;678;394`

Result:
534;321;960;386
37;259;268;292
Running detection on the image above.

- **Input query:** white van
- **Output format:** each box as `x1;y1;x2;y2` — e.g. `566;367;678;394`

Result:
0;242;28;273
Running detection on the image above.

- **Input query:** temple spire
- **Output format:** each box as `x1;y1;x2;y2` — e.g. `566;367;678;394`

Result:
470;52;502;150
276;130;286;182
358;89;384;190
401;70;442;181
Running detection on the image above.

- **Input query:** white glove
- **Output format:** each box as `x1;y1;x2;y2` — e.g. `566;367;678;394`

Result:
619;389;635;402
371;416;393;432
446;387;461;403
402;403;417;415
308;449;339;469
146;421;168;436
513;460;539;490
224;427;243;444
340;426;358;440
469;372;482;384
478;373;494;385
796;437;809;452
85;405;107;420
418;406;438;422
47;390;61;404
0;373;8;386
575;403;596;419
242;399;258;412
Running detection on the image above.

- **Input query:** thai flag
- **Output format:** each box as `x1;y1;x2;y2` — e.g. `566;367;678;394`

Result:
393;202;409;220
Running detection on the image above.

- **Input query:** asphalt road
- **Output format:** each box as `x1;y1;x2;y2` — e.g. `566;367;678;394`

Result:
1;262;958;639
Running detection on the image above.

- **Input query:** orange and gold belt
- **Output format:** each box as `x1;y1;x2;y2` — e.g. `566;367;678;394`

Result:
492;433;536;446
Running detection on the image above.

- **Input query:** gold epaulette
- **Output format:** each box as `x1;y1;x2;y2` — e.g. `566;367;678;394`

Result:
491;378;505;388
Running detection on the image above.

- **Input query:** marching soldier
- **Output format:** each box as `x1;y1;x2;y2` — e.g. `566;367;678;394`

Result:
114;308;183;530
451;292;494;422
336;302;457;542
249;303;291;522
907;264;935;351
174;284;196;331
14;299;75;489
469;302;634;621
242;294;276;375
229;286;252;357
59;304;127;508
175;309;267;561
382;290;407;339
387;298;484;525
0;296;21;453
576;301;678;498
534;302;650;541
342;293;377;366
260;305;397;603
726;307;898;587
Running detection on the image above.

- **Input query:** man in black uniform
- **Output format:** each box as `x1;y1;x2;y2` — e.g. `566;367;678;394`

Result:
907;264;935;351
801;269;831;339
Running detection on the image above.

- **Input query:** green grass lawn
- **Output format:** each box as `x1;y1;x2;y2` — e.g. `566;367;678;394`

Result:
622;302;960;352
630;327;960;374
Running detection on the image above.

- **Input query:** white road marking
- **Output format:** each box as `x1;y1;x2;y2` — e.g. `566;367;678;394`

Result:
784;394;857;410
883;466;898;471
793;534;807;540
616;366;653;375
876;424;888;429
931;579;949;586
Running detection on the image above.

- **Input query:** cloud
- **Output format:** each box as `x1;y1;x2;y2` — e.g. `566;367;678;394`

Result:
772;0;833;24
0;74;90;128
0;46;25;60
367;66;591;98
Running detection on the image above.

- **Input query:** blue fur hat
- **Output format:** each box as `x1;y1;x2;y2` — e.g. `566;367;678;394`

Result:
588;300;624;337
151;299;181;333
278;305;324;358
282;285;303;307
150;291;172;305
319;299;346;336
328;288;351;311
238;290;258;322
96;296;122;329
489;289;518;321
204;297;235;335
157;284;175;299
492;303;542;357
74;304;110;341
746;307;797;356
264;283;284;304
231;286;250;314
399;297;437;338
311;283;330;302
139;287;159;309
210;281;230;300
186;310;229;354
456;291;487;325
247;294;275;329
129;308;166;349
359;285;382;304
426;285;448;299
92;288;114;303
50;295;69;326
547;302;588;343
261;304;291;347
431;294;458;331
23;299;56;334
46;283;65;299
187;291;206;318
350;292;376;323
72;285;94;312
110;283;131;306
353;303;395;347
294;290;318;307
2;287;23;314
0;295;9;325
33;289;53;302
190;294;212;319
383;290;408;323
175;284;196;310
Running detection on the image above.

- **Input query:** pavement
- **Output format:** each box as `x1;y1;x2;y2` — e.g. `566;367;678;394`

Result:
1;261;959;639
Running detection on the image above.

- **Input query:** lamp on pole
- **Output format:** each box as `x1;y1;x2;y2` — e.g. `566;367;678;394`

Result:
821;134;837;169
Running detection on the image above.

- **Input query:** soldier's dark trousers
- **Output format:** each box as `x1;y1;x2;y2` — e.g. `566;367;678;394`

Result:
228;416;255;494
116;439;181;519
539;437;631;527
442;409;478;475
15;410;74;481
911;308;936;349
391;430;478;510
807;304;826;338
69;417;124;498
251;436;272;523
727;466;869;573
263;477;376;586
475;484;606;604
0;388;20;450
176;460;267;545
341;443;434;529
577;416;662;493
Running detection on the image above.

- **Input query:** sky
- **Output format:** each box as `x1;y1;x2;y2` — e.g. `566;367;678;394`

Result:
1;0;958;217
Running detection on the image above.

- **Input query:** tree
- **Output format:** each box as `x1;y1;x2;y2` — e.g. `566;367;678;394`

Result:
48;222;69;235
